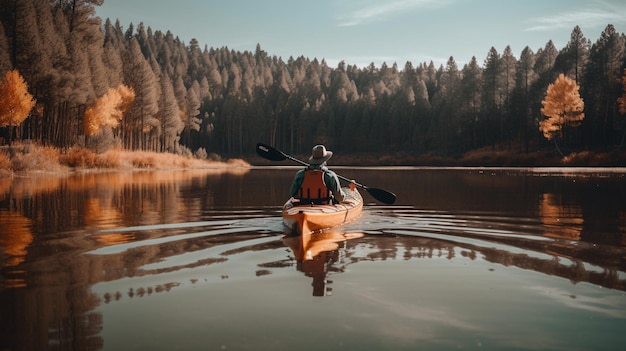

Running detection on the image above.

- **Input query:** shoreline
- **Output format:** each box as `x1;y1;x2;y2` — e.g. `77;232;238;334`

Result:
0;144;250;178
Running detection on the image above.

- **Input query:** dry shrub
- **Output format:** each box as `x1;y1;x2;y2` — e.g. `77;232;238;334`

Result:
0;151;11;174
95;150;121;168
120;151;163;168
131;155;155;168
59;147;121;169
461;148;510;166
115;150;249;169
7;143;64;172
226;158;249;167
208;152;222;162
561;151;621;166
60;147;98;168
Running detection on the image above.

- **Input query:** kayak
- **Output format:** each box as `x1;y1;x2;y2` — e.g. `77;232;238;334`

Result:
282;187;363;235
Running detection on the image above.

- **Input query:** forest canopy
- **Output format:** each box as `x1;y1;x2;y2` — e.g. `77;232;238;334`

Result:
1;0;626;162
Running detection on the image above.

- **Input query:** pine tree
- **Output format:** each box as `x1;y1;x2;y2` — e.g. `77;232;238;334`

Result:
583;24;625;147
618;69;626;145
123;38;159;150
516;46;537;152
565;26;589;84
183;88;201;148
0;19;12;81
460;56;482;148
158;76;182;152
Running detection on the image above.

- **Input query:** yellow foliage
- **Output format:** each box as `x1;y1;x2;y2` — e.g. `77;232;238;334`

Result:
0;211;34;267
117;84;135;113
84;85;136;136
539;74;584;140
0;70;36;127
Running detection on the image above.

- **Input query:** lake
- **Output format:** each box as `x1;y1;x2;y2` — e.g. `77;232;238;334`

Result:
1;167;625;351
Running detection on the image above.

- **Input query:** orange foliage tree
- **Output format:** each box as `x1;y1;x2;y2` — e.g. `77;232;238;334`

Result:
84;85;135;136
0;70;36;145
539;73;585;155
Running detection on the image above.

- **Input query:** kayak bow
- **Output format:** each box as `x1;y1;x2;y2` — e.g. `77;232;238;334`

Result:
282;187;363;235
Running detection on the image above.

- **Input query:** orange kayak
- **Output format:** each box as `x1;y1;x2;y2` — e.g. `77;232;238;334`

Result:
282;187;363;235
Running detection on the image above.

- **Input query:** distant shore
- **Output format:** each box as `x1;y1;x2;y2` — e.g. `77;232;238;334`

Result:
252;147;626;168
4;142;626;178
0;143;249;177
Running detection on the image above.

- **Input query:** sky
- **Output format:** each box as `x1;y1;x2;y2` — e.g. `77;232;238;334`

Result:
95;0;626;68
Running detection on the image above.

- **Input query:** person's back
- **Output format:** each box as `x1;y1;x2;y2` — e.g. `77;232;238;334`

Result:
290;145;345;204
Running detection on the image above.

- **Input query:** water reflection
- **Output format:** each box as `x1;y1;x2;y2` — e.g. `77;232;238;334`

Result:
282;230;364;296
0;169;253;351
0;168;625;350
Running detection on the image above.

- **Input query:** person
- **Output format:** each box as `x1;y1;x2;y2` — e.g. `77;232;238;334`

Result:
290;145;346;205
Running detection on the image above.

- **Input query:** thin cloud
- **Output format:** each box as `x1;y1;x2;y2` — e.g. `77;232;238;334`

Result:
525;2;625;32
337;0;451;27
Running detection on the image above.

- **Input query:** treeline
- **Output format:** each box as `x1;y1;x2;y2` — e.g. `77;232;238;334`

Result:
1;0;625;159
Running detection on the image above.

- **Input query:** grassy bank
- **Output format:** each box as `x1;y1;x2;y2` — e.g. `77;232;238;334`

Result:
0;143;249;176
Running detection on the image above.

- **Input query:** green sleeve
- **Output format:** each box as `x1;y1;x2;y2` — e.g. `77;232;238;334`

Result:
290;170;305;197
325;170;346;202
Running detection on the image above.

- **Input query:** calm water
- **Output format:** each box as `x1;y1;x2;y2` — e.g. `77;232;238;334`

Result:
1;167;626;351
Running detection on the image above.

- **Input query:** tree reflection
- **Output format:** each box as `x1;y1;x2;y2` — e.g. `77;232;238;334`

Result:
1;169;625;350
539;193;583;240
283;230;363;296
0;211;32;270
0;169;249;351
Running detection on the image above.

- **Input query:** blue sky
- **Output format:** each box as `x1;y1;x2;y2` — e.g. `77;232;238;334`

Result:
95;0;626;68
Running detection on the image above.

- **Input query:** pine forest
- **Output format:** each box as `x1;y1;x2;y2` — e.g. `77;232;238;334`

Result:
1;0;626;165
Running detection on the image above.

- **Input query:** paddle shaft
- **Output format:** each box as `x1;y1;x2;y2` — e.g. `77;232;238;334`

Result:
256;143;396;204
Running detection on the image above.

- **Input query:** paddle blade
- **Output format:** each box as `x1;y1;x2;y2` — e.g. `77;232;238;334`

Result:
256;143;287;161
365;187;397;205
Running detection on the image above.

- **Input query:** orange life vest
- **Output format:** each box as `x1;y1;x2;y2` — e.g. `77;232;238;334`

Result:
297;170;332;204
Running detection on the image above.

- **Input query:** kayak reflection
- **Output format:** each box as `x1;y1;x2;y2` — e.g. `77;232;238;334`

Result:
283;230;364;296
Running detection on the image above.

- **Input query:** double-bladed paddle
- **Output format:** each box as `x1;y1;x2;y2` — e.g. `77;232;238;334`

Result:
256;142;397;205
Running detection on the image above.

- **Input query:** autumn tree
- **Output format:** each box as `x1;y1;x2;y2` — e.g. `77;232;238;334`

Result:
0;69;36;145
539;73;584;155
84;85;135;136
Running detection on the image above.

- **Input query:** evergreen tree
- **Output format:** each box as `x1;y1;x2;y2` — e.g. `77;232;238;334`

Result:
431;57;461;153
460;56;483;149
158;74;182;152
617;69;626;145
559;26;589;84
515;46;538;152
0;24;10;75
482;47;501;147
583;24;625;147
123;38;159;150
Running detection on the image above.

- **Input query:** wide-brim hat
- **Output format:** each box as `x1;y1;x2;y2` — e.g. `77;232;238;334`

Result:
309;145;333;164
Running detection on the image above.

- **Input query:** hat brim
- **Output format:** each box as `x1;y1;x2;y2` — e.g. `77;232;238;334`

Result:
309;151;332;164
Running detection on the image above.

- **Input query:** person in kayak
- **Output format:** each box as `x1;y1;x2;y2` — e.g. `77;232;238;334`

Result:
290;145;346;205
